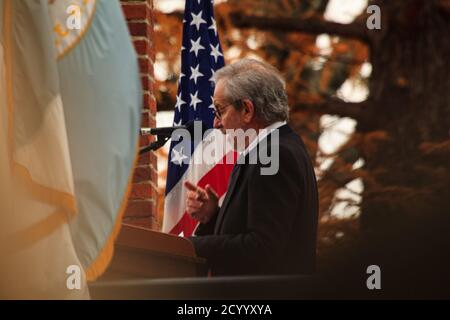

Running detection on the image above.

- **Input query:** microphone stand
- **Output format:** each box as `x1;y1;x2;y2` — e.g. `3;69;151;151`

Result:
139;134;170;154
139;119;203;154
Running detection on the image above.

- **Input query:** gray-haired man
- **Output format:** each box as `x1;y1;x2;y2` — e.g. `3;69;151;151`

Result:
185;58;319;276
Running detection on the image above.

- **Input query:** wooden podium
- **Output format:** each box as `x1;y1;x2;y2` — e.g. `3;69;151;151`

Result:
99;224;207;281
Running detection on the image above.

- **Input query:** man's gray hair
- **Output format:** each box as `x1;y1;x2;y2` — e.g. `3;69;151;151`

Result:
213;58;289;124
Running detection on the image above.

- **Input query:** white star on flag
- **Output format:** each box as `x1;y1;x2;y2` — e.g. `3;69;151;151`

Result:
190;37;205;57
175;92;186;111
210;43;223;63
171;147;188;166
209;95;215;109
208;17;217;36
190;64;204;84
190;91;202;111
209;68;216;84
173;119;182;127
190;11;207;31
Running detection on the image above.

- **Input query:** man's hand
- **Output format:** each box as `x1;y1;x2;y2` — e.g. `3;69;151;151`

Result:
184;181;219;224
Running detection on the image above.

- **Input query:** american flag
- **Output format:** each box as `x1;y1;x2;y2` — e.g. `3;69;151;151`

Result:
163;0;236;236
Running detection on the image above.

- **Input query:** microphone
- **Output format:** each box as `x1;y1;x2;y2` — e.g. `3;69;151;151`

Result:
139;120;210;154
141;120;207;137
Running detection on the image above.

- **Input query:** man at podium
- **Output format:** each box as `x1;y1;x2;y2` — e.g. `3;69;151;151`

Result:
185;59;319;277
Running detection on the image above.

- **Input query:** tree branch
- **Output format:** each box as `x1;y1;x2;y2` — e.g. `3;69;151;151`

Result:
321;168;365;190
420;140;450;159
293;98;369;122
297;47;366;66
230;12;369;43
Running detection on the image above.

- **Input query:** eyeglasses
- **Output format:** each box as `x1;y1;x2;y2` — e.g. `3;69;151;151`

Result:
212;103;232;120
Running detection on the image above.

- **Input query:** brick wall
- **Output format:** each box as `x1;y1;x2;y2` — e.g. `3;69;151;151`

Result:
121;0;159;230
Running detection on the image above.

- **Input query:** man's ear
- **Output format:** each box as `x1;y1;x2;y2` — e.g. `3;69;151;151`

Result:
241;99;255;124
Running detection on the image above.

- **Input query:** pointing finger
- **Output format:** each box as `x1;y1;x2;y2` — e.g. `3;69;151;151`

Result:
205;184;219;200
184;181;198;192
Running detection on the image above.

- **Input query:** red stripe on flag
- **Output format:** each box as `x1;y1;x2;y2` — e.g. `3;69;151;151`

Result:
169;211;198;236
169;152;237;236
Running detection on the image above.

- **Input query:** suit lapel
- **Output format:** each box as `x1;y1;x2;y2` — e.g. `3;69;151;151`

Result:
213;125;292;234
214;163;242;234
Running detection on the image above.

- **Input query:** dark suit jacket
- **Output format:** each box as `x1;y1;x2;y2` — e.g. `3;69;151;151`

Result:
189;124;318;276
